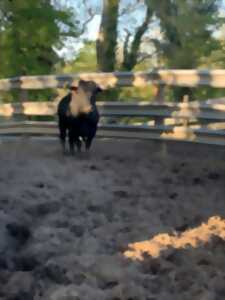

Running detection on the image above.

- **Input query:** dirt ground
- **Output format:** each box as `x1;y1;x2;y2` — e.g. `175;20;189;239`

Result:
0;138;224;300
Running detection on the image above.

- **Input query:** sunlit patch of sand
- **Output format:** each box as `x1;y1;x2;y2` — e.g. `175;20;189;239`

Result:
124;216;225;260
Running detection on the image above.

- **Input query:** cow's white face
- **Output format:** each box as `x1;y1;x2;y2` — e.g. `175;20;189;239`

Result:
69;80;102;117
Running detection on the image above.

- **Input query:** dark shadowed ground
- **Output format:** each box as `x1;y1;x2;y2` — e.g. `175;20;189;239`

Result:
0;138;224;299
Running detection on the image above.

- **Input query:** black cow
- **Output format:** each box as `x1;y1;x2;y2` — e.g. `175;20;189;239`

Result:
57;80;102;155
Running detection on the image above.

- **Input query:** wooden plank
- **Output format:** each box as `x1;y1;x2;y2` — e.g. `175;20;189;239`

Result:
0;122;224;146
1;70;225;90
0;102;224;124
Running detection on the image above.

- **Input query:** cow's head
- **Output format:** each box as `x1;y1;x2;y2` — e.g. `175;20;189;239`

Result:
78;80;102;95
69;80;102;116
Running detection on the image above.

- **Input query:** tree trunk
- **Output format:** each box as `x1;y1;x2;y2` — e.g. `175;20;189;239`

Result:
96;0;119;72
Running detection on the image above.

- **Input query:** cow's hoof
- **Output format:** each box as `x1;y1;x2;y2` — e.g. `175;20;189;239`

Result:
62;150;67;156
62;151;67;157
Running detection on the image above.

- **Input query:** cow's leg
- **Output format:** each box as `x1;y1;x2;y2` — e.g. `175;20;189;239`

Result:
85;126;97;151
59;120;67;154
75;137;82;152
68;129;75;155
85;137;92;151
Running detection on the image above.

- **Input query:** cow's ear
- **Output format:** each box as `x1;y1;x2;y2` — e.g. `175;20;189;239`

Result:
96;86;103;93
79;80;86;86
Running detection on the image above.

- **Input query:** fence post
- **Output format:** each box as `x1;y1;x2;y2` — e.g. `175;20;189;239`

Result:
182;94;189;128
180;94;195;140
18;89;28;121
18;89;29;139
19;89;28;102
152;84;165;126
152;84;168;157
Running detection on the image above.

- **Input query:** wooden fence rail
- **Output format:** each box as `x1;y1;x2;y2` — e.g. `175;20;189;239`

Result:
0;101;225;122
0;100;224;145
1;70;225;90
0;121;224;146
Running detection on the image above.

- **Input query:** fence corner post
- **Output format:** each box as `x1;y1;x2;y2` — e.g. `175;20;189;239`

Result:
18;89;29;139
180;94;195;140
182;94;189;128
152;84;165;126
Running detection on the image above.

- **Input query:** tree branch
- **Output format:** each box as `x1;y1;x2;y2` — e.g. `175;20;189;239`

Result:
123;29;131;63
121;4;153;70
79;0;96;35
137;50;157;63
119;1;140;17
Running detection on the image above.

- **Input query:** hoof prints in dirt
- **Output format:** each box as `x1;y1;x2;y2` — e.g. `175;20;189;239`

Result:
25;201;61;217
0;140;225;299
1;271;35;300
2;237;225;299
207;172;221;180
6;222;31;245
12;254;40;272
113;190;129;198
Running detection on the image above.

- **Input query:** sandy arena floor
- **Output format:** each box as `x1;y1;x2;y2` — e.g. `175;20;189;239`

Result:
0;138;224;300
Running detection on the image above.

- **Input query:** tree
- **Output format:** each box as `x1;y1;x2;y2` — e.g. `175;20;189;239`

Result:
96;0;157;72
62;41;97;73
96;0;119;72
121;2;154;70
150;0;223;100
151;0;222;68
0;0;79;78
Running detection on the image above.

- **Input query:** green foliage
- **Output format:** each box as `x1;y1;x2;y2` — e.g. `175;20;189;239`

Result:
200;40;225;68
149;0;225;100
116;86;153;101
62;41;97;73
151;0;222;68
0;0;78;78
0;0;79;102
